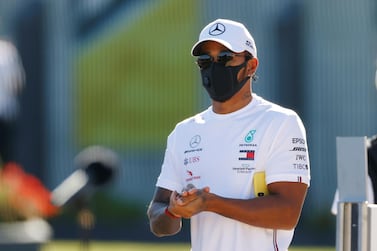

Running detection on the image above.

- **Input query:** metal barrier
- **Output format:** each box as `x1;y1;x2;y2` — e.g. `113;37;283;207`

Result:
336;137;377;251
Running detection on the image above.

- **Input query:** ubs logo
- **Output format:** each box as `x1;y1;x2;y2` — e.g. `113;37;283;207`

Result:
184;156;200;166
190;135;201;148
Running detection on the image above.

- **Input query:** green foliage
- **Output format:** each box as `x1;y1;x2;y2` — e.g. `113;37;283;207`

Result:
74;0;201;150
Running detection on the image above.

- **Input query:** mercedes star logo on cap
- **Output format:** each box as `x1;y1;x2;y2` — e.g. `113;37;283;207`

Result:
209;23;225;36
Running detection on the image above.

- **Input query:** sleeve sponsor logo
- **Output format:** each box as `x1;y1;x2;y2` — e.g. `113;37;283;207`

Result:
292;138;306;144
295;155;307;161
290;147;306;152
293;163;309;170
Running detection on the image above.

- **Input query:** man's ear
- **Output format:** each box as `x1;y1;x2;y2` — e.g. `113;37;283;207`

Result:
247;57;258;76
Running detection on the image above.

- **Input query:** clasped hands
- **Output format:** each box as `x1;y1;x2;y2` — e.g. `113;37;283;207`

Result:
168;184;210;219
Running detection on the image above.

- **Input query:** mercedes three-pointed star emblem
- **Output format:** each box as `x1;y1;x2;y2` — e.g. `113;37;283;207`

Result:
209;23;225;36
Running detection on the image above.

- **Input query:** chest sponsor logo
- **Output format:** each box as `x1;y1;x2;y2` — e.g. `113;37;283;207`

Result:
184;148;202;154
239;130;257;147
185;170;201;182
244;130;256;143
232;164;254;174
238;150;255;160
190;135;201;148
184;135;203;154
184;156;200;166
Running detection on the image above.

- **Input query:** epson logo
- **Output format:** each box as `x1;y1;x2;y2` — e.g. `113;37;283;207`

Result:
292;138;306;144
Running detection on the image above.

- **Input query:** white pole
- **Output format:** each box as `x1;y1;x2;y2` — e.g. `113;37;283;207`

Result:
367;204;377;251
336;137;368;251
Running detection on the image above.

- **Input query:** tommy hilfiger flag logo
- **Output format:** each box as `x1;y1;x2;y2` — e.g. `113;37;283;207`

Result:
239;150;255;160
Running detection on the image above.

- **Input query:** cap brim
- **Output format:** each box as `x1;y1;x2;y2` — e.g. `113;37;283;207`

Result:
191;38;243;56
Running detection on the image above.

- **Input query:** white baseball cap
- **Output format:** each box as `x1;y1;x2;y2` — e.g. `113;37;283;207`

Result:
191;19;257;58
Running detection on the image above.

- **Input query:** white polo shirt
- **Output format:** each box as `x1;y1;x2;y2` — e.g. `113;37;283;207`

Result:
156;93;310;251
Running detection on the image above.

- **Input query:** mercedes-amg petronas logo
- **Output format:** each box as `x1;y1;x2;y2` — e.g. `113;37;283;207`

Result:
190;135;201;148
209;23;225;36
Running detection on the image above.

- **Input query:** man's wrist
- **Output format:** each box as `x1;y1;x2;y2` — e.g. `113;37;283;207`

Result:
164;206;181;219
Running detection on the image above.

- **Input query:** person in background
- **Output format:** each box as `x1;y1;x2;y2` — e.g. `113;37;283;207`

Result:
370;68;377;202
367;134;377;203
0;38;25;163
147;18;310;251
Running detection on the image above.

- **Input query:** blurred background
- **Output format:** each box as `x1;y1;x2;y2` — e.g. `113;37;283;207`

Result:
0;0;376;247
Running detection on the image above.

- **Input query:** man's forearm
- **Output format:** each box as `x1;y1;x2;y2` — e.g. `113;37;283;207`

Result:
204;182;307;230
147;201;182;237
205;193;299;229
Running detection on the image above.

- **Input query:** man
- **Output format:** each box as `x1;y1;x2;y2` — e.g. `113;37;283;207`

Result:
147;19;310;251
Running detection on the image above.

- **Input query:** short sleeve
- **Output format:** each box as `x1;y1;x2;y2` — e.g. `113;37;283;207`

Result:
265;113;311;186
155;130;184;192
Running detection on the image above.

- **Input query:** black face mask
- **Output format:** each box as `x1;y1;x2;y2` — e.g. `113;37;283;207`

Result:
200;61;250;102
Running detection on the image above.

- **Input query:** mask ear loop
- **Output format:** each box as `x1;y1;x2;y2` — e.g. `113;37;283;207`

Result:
232;60;252;93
